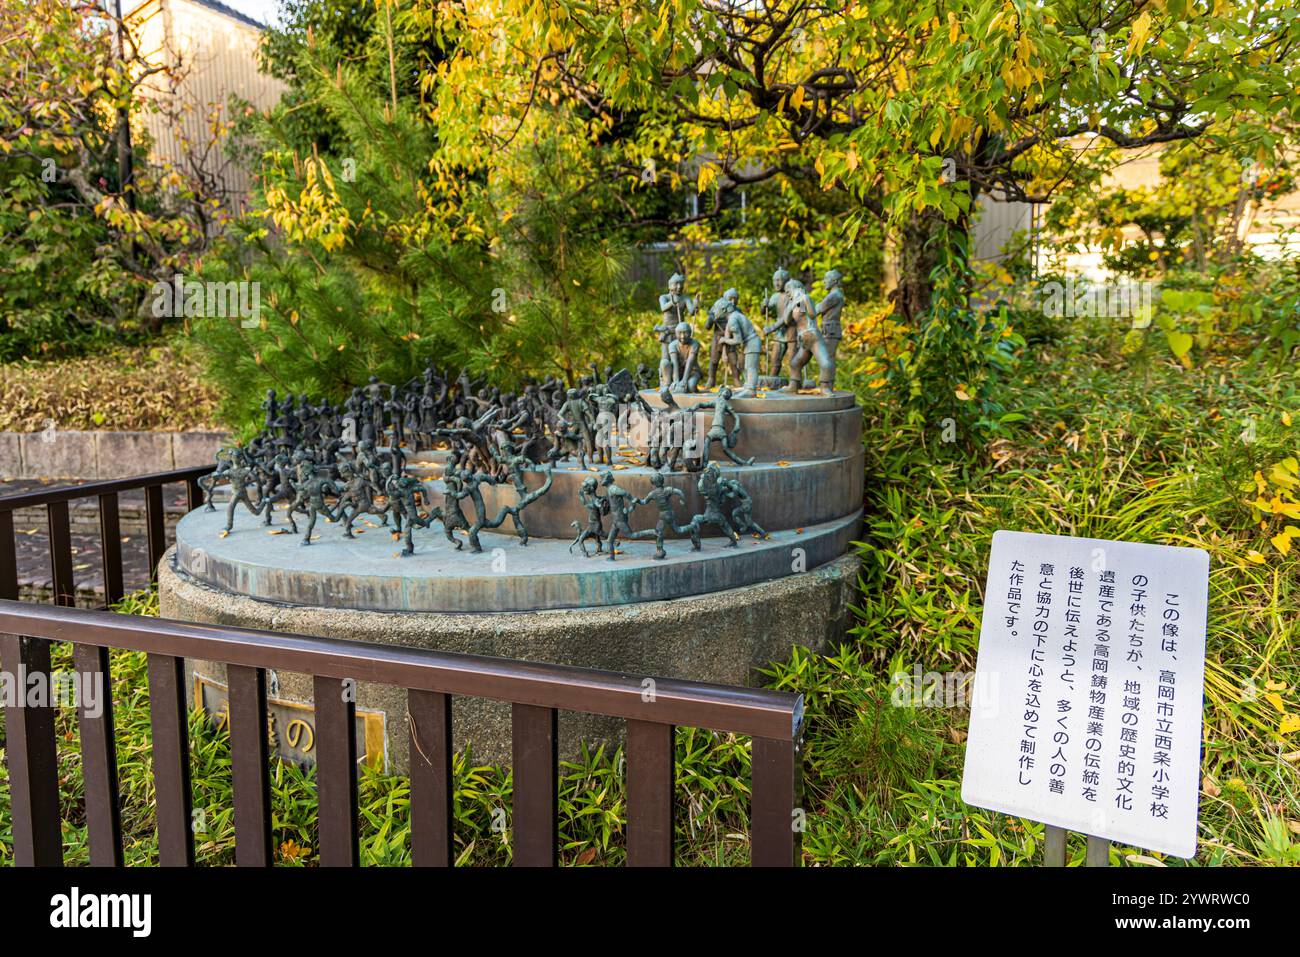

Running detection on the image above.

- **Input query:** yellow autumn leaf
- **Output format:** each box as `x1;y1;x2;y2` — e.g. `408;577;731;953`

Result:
1270;459;1299;487
1245;550;1267;564
1280;714;1300;736
1263;691;1287;713
697;163;718;193
1283;410;1293;427
1129;11;1153;55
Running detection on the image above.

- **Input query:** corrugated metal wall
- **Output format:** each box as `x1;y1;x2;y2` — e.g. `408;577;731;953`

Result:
971;196;1035;266
130;0;285;214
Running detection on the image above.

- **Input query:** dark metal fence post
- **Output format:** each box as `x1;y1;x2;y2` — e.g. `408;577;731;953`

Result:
626;720;674;867
147;653;194;866
0;633;63;866
75;642;124;865
511;703;558;867
409;690;455;867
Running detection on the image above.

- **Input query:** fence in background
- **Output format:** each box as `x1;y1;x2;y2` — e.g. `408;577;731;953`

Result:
0;466;213;608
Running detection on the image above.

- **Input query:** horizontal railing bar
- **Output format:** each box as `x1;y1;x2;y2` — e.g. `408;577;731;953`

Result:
0;600;802;740
0;466;214;511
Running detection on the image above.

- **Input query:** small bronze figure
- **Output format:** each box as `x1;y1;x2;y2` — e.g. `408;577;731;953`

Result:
783;281;835;395
458;468;500;553
221;452;266;535
817;268;845;370
762;267;793;378
656;273;696;388
717;306;763;398
631;471;698;559
689;462;740;547
202;448;235;512
386;472;431;556
292;453;342;546
696;387;754;467
720;476;765;538
494;455;554;546
598;469;638;561
668;321;702;394
705;288;741;389
438;467;475;550
569;475;608;557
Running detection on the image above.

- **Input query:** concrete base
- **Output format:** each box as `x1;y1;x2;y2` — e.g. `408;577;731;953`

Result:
159;548;860;769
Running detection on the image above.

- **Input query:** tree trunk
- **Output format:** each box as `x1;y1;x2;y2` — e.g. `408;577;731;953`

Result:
890;207;957;324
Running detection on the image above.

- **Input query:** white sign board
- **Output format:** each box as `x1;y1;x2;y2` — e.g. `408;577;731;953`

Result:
962;531;1209;858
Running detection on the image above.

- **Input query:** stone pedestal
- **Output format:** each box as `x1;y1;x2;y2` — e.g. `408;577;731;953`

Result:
159;549;859;769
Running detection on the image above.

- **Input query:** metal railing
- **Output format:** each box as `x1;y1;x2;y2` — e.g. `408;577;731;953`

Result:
0;466;213;607
0;469;804;867
0;600;803;867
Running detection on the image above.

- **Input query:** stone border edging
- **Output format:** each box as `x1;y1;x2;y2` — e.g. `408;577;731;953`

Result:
0;430;229;481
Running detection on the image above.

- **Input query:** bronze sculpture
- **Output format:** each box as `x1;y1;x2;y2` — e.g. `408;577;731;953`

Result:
598;469;638;561
668;321;702;394
783;281;835;395
631;471;698;559
689;462;741;547
570;475;608;557
717;303;763;397
656;273;697;389
721;476;765;538
696;387;754;467
495;455;555;546
204;251;817;562
817;269;845;370
762;267;793;379
705;288;741;389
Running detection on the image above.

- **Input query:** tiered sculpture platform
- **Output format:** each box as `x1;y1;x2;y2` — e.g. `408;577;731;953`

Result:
160;388;863;767
173;508;859;612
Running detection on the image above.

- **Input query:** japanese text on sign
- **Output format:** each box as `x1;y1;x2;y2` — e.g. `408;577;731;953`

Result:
961;531;1208;858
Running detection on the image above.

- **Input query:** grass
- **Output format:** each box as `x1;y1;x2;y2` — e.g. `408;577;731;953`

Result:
0;333;221;432
824;313;1300;866
1;306;1297;866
